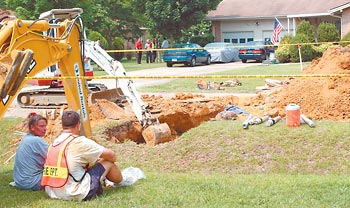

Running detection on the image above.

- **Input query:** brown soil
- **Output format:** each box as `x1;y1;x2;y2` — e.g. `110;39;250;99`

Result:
15;45;350;144
261;45;350;120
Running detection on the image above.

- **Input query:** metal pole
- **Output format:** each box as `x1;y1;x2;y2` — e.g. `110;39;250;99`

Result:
298;43;302;71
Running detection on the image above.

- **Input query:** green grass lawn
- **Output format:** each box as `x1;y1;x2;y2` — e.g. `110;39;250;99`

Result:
1;118;350;207
93;58;165;75
2;62;350;207
139;63;305;93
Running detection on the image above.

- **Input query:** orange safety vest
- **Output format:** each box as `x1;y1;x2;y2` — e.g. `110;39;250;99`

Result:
41;134;77;188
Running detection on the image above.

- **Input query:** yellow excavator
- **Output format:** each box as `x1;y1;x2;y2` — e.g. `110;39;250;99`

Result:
0;8;171;144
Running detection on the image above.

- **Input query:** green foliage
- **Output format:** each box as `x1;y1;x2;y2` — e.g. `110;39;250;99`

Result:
189;34;214;46
0;0;7;8
13;6;34;19
87;30;108;48
5;0;142;46
275;34;293;63
3;118;350;207
187;20;212;36
312;43;333;58
276;21;327;63
340;31;350;46
111;37;125;61
290;34;314;62
317;22;340;42
296;20;315;42
145;0;221;41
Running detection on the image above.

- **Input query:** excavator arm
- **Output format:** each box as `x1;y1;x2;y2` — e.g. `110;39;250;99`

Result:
84;40;154;127
84;40;171;144
0;15;92;137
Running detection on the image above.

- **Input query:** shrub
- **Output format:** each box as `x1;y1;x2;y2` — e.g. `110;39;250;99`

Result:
312;43;333;57
290;34;314;62
317;22;340;42
87;31;108;49
190;34;214;47
296;20;315;42
276;21;317;63
340;31;350;46
275;34;293;63
111;37;125;61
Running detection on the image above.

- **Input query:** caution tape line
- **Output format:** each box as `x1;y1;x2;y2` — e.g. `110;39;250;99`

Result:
106;41;350;53
24;74;350;80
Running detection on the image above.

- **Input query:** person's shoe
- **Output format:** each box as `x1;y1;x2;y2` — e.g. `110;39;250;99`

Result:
115;175;137;187
9;181;16;187
104;179;115;188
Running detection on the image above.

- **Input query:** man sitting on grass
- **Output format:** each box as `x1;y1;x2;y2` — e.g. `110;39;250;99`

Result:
41;110;138;201
13;113;48;190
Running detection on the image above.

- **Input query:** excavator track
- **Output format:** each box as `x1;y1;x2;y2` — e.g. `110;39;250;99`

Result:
17;83;109;109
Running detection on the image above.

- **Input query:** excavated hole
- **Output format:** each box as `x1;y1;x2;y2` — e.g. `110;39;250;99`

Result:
103;109;222;144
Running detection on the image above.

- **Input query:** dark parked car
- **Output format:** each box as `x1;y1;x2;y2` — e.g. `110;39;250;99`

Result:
163;43;211;67
238;40;276;63
204;42;239;63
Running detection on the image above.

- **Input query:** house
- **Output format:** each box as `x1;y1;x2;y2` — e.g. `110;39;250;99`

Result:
0;8;12;19
206;0;350;44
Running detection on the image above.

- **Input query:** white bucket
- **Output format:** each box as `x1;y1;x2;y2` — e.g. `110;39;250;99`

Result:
285;104;300;127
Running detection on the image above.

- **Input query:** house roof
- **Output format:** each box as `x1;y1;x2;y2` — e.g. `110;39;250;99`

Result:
0;8;12;19
207;0;350;20
329;2;350;13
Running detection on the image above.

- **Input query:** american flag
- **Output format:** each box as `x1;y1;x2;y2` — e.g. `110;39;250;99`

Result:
272;17;284;43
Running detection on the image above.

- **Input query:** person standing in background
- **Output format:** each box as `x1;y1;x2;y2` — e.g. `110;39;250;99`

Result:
151;38;157;63
135;38;143;64
161;37;169;49
155;38;161;63
13;113;48;190
145;39;152;64
161;37;169;62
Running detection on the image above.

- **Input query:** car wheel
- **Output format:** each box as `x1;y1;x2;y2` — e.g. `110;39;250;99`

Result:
205;56;211;65
166;62;173;67
242;59;247;63
190;57;196;67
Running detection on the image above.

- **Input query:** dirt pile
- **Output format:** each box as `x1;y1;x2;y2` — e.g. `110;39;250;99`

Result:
260;45;350;120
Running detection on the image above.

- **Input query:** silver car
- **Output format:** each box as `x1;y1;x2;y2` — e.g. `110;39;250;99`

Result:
204;42;239;63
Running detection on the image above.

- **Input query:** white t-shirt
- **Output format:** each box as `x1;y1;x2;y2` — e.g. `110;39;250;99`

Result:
45;133;104;201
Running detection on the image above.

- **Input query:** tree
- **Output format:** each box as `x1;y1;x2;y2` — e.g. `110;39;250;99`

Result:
4;0;144;48
317;22;340;42
145;0;221;41
296;20;315;42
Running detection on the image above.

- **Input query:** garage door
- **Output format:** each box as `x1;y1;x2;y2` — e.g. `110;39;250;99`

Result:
222;32;254;45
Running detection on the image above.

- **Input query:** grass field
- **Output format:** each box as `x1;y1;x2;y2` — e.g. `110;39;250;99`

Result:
1;63;350;207
139;63;303;93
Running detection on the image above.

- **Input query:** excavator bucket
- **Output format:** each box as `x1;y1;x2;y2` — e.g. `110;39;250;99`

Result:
141;123;172;146
88;88;121;104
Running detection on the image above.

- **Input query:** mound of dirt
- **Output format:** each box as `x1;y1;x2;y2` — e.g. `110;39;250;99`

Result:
259;45;350;120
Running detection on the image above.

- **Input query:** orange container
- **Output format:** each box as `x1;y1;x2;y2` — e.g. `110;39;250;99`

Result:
285;104;300;127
